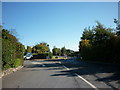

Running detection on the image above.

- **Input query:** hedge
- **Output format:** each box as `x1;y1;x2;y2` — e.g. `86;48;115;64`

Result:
2;29;25;70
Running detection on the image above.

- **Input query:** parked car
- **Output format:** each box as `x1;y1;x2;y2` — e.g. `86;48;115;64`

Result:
24;52;33;60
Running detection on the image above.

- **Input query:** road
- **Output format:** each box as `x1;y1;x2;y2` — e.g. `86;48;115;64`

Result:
2;59;120;89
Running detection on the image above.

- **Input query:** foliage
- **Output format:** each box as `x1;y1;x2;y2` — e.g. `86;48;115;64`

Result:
79;21;120;63
32;42;49;54
81;27;94;41
0;25;2;70
52;46;61;56
26;46;32;53
49;52;53;59
0;25;2;38
114;19;120;36
2;29;25;70
51;56;64;59
32;42;49;59
13;58;23;68
66;49;74;56
61;47;66;56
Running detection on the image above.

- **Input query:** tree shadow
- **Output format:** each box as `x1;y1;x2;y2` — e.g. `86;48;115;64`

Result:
59;60;120;89
61;60;120;82
44;59;65;62
25;62;62;68
24;59;120;89
95;72;120;83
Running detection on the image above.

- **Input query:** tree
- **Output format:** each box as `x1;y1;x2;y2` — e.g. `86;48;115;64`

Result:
32;47;36;53
61;47;66;56
114;19;120;36
93;21;113;45
49;52;53;59
81;27;94;41
26;46;32;53
79;39;92;60
52;46;61;56
66;49;74;56
57;48;61;56
0;25;2;38
33;42;49;54
79;21;120;63
16;42;25;59
2;29;25;70
52;46;57;56
0;25;2;69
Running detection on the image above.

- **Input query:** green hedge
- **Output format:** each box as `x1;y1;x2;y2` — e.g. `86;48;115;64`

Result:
2;29;25;70
79;22;120;63
12;58;23;68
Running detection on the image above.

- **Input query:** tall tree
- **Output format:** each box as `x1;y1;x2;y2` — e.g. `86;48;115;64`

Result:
61;47;66;56
79;21;119;62
66;49;74;56
52;46;61;56
81;27;94;41
26;46;32;53
114;19;120;36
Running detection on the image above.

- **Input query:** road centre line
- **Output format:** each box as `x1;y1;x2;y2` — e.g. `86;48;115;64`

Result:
62;64;99;90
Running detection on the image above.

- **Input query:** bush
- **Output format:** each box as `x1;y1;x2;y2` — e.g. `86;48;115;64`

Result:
49;52;53;59
12;58;22;68
55;56;58;58
2;39;16;70
79;22;120;63
33;53;48;59
2;29;25;70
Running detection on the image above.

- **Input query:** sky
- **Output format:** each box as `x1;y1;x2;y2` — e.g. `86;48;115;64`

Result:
2;2;118;51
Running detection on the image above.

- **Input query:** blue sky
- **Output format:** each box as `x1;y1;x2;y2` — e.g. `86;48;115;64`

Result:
3;2;118;51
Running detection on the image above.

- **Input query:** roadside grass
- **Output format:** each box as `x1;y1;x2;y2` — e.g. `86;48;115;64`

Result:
32;53;38;55
51;56;64;59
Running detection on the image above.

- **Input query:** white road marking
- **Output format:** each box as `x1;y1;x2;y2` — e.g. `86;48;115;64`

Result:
62;65;99;90
32;61;98;89
42;65;45;67
62;65;70;70
31;62;45;67
75;73;98;90
31;62;41;64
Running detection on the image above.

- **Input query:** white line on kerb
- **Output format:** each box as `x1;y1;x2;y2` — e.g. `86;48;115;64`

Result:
62;65;99;90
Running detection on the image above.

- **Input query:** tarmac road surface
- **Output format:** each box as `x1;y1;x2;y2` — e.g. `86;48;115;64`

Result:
2;59;120;90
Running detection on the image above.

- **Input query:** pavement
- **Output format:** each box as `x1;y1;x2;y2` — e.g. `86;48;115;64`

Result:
2;59;120;89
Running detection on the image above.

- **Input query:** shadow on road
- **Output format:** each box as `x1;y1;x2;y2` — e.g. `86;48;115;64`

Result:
24;59;120;89
60;60;120;83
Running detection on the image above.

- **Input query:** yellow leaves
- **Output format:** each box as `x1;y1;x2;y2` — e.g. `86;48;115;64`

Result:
81;39;91;47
